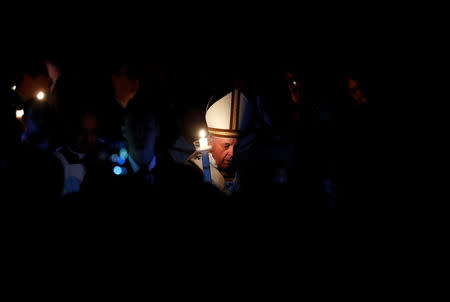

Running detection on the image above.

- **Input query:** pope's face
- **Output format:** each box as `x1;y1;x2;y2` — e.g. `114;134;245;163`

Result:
211;136;238;170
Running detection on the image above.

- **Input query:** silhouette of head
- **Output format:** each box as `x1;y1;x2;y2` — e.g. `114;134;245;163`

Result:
122;102;160;166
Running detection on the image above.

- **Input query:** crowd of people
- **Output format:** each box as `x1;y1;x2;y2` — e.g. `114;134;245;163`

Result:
1;53;375;218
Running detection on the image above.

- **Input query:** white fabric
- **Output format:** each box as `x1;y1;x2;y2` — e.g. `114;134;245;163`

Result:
54;149;86;196
128;155;156;174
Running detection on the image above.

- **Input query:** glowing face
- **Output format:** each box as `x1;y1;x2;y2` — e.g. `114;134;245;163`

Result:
210;136;238;170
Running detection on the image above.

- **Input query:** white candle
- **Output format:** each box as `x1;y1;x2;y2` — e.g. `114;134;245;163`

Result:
16;109;24;119
198;129;211;183
199;129;208;149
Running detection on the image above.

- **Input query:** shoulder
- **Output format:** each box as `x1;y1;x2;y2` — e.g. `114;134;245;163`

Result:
55;146;81;165
186;152;202;165
185;152;203;173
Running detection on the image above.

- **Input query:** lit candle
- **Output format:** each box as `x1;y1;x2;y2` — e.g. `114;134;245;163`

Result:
198;129;211;183
11;85;16;91
36;91;45;100
199;129;208;149
16;109;24;119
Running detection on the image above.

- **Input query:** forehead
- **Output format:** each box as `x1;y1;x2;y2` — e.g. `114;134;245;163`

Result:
213;137;238;145
120;64;140;79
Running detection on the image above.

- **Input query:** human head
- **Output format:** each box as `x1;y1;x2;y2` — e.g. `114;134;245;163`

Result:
209;136;238;170
121;102;160;166
111;62;141;107
71;110;100;153
205;88;254;171
22;101;56;151
44;54;64;82
284;66;305;105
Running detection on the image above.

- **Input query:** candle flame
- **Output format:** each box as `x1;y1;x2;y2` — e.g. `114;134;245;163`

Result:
199;129;206;138
36;91;45;100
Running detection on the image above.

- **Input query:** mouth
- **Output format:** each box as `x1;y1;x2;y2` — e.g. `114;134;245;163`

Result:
223;160;233;166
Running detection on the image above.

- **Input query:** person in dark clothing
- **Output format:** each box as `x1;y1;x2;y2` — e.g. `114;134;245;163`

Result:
44;53;83;146
1;97;64;203
2;58;51;144
97;61;142;146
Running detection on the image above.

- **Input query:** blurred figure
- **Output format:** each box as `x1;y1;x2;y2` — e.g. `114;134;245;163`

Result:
3;58;51;144
332;71;374;209
347;74;368;107
10;60;51;106
54;109;106;197
251;64;337;208
80;100;163;200
283;67;337;208
45;55;62;102
280;65;310;132
98;61;142;146
21;99;58;152
44;53;84;146
122;101;161;178
1;98;64;202
81;99;215;203
286;68;305;105
1;58;63;202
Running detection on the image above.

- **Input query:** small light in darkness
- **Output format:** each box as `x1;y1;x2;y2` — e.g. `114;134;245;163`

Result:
36;91;45;100
110;154;119;162
113;166;122;175
117;157;126;165
119;148;128;159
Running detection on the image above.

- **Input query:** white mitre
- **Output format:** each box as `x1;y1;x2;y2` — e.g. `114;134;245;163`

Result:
205;88;255;138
